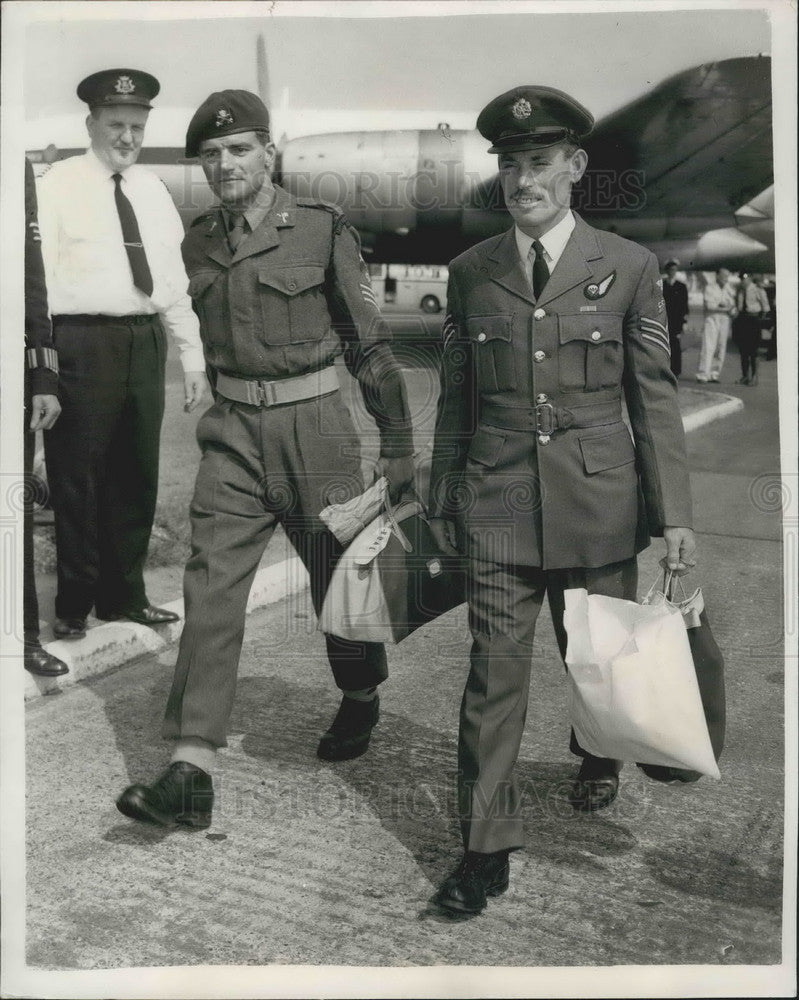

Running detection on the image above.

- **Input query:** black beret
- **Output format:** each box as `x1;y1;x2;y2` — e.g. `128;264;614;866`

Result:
185;90;270;158
77;69;160;109
477;85;594;153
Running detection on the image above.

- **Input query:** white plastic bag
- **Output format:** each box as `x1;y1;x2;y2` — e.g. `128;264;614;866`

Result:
563;588;720;779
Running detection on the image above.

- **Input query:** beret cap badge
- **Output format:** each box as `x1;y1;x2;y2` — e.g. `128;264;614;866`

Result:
215;108;235;128
114;75;136;95
511;97;532;120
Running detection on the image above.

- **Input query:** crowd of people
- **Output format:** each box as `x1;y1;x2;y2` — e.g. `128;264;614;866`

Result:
24;66;709;916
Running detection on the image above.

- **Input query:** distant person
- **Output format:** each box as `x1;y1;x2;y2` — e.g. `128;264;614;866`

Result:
733;272;770;386
36;69;207;639
428;85;695;915
662;259;689;378
763;278;777;361
116;90;414;830
23;158;68;677
696;268;736;383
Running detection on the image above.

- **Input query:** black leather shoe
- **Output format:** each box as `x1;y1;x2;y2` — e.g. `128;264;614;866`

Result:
106;604;181;626
435;850;510;915
637;762;702;784
53;617;87;639
569;755;622;812
116;761;213;829
24;644;69;676
317;694;379;761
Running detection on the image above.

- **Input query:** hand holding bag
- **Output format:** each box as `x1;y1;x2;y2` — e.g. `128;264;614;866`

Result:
563;581;721;779
319;491;466;644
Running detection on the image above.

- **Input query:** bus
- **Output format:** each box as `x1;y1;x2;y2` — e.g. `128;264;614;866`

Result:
367;264;449;314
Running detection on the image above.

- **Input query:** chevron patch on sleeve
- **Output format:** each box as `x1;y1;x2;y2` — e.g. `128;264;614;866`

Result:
639;316;670;356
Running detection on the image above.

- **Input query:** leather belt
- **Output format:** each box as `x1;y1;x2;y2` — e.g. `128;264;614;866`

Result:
53;313;157;326
481;400;623;435
216;366;339;407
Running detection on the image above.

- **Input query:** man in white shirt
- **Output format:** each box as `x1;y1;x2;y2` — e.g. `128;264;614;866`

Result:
696;268;737;383
37;68;207;637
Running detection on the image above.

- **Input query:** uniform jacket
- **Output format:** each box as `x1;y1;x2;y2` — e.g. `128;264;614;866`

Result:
429;213;693;569
24;159;58;398
182;185;412;457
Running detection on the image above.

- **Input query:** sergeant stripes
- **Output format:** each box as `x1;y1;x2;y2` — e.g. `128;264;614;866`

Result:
639;316;671;356
359;279;379;309
442;314;458;346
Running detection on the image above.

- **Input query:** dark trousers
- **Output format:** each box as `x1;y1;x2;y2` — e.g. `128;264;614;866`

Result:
44;316;166;619
735;315;761;379
163;394;387;749
668;333;682;377
459;556;638;853
23;402;41;645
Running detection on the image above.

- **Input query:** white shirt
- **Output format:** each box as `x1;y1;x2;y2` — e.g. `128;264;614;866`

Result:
515;210;576;284
702;280;737;315
36;148;204;373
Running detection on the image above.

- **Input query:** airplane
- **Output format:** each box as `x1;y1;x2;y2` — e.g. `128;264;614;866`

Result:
25;52;774;273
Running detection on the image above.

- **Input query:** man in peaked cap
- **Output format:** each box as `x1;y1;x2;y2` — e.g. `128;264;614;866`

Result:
36;69;207;640
662;259;689;377
116;90;414;830
428;86;697;914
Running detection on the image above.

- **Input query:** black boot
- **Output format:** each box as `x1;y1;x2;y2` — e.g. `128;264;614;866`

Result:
116;761;214;829
568;754;622;812
435;850;510;914
317;693;379;761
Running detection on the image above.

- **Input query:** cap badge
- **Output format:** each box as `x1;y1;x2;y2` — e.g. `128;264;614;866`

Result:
215;108;235;128
511;97;532;120
114;75;136;95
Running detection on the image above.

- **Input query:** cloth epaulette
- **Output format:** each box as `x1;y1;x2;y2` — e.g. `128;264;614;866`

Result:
189;209;219;229
296;198;349;235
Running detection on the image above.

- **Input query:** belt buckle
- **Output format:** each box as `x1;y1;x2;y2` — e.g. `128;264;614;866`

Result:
257;380;277;406
535;402;555;435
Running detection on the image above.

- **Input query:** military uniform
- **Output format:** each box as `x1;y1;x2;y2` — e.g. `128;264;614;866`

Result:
23;158;65;673
429;94;693;857
662;262;689;377
163;183;413;748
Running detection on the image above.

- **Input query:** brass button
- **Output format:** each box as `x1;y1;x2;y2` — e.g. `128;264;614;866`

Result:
288;281;297;291
538;434;551;445
591;330;601;341
477;331;487;343
534;350;546;363
536;393;548;404
534;308;546;320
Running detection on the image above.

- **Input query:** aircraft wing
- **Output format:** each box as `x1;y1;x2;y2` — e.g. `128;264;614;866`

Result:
580;56;773;239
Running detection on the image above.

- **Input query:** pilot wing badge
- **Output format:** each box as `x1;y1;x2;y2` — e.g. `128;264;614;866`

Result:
584;272;616;300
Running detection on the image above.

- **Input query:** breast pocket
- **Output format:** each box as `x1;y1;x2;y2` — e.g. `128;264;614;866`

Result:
257;265;327;345
558;313;624;391
466;315;517;392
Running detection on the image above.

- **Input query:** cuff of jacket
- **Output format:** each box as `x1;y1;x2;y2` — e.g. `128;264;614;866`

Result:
378;428;414;458
28;367;60;397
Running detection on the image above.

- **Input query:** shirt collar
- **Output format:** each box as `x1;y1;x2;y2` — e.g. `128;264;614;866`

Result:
223;182;277;234
514;210;575;264
85;146;125;181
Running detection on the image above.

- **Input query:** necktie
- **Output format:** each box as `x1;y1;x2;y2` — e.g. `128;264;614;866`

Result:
529;239;550;300
112;173;153;297
228;214;246;253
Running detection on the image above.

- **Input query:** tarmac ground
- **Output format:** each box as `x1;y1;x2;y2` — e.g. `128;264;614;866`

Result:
7;324;795;992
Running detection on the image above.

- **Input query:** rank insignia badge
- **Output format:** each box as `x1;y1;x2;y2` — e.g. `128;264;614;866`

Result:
584;272;616;299
115;75;135;95
215;108;235;127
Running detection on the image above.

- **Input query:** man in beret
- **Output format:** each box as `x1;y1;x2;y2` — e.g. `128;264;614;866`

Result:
428;85;697;913
37;69;207;638
662;259;689;378
116;90;414;829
